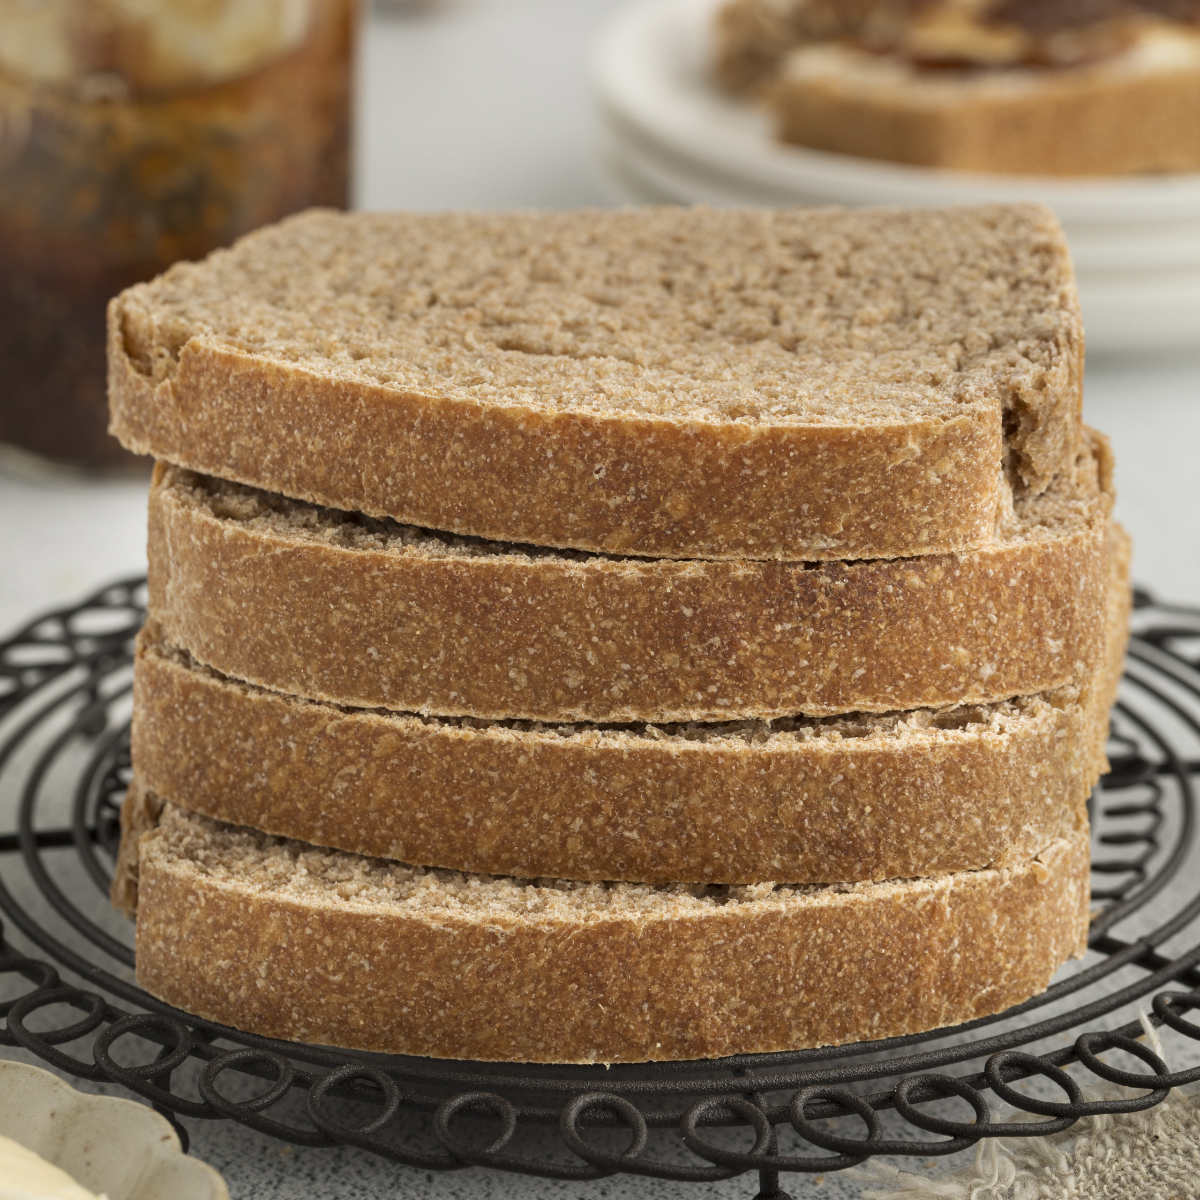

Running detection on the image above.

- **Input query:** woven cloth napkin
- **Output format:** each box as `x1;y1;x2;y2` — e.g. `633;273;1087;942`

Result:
851;1023;1199;1200
853;1087;1200;1200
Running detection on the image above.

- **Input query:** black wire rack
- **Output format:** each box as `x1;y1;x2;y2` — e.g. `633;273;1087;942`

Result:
4;578;1200;1199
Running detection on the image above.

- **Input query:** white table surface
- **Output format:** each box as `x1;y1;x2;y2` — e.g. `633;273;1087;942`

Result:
1;2;1198;1197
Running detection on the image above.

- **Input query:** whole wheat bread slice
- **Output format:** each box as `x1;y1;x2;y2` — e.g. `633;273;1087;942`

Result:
109;205;1083;561
129;518;1126;884
771;32;1200;175
114;795;1090;1064
145;434;1111;723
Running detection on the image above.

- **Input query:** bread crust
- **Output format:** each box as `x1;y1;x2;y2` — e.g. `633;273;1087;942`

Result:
110;785;163;917
107;205;1084;561
772;40;1200;175
129;805;1091;1064
131;631;1103;885
145;447;1111;722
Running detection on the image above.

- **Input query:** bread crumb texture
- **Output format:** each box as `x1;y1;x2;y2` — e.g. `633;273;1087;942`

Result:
115;206;1073;425
129;800;1092;1062
110;205;1083;559
144;435;1110;722
130;620;1111;884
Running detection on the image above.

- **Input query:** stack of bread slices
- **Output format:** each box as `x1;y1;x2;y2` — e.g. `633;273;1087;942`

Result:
108;204;1127;1065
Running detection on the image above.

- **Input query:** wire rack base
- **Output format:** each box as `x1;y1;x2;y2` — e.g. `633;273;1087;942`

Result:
4;578;1200;1197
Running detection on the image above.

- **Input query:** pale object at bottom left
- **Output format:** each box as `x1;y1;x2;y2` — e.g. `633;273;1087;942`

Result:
0;1061;227;1200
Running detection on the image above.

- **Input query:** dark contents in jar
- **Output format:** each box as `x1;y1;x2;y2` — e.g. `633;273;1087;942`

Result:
0;0;355;468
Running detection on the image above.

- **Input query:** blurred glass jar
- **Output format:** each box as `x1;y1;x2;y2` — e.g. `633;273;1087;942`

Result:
0;0;357;469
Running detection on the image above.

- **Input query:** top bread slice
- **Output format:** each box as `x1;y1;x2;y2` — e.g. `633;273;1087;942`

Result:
109;205;1083;561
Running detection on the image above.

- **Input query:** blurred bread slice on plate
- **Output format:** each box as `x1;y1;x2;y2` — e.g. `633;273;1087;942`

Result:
594;0;1200;354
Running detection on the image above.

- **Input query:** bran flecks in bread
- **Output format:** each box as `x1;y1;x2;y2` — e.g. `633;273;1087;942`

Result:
115;796;1092;1064
145;434;1111;723
129;565;1121;884
109;205;1084;560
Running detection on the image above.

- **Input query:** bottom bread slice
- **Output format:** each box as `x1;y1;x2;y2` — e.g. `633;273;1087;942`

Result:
119;796;1090;1064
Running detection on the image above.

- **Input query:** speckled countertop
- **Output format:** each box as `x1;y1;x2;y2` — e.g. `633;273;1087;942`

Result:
0;1042;868;1199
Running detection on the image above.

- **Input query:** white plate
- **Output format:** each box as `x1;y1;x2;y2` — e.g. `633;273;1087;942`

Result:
598;134;1200;356
0;1061;228;1200
592;0;1200;226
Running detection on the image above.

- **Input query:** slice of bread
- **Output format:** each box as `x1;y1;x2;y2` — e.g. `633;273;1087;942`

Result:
130;635;1096;886
146;435;1111;723
129;511;1125;883
109;205;1084;561
115;794;1090;1064
771;31;1200;175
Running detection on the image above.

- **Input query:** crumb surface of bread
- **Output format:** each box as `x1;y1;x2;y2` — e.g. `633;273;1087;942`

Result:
130;533;1125;883
121;798;1092;1063
144;435;1111;722
109;205;1084;559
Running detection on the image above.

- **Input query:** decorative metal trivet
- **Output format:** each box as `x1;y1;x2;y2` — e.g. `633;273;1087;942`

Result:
3;578;1200;1199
